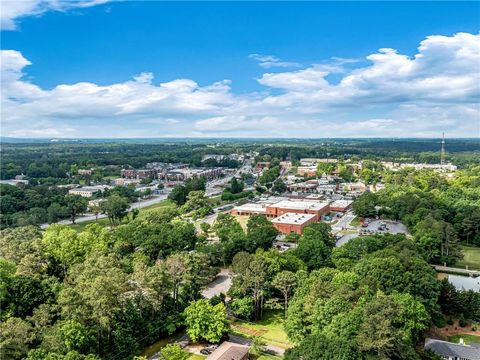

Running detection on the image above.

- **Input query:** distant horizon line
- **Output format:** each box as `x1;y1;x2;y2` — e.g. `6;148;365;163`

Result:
2;136;479;143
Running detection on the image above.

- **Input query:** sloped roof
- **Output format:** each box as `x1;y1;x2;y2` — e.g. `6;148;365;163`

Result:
206;341;249;360
424;338;480;359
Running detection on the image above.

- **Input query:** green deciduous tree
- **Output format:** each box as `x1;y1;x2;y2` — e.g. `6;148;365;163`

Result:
184;299;229;343
64;195;88;224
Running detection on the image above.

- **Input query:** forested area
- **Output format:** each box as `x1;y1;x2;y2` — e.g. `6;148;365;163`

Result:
2;139;478;181
353;165;480;265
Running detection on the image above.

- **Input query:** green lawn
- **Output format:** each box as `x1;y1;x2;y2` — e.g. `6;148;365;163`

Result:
457;246;480;270
187;354;207;360
230;310;293;349
447;334;480;345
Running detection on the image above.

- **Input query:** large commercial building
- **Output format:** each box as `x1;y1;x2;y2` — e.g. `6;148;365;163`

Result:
231;199;330;222
265;199;330;221
272;213;317;234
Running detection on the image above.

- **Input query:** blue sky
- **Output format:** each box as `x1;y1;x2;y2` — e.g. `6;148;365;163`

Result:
1;1;479;138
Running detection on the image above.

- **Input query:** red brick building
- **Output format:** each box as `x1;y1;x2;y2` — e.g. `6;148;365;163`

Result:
265;200;330;221
272;212;317;234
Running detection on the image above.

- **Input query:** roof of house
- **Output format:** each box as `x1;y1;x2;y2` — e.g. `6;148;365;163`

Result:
424;338;480;359
272;212;316;225
206;341;250;360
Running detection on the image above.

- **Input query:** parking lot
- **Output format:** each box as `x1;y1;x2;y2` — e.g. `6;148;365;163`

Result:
335;219;409;247
361;219;409;235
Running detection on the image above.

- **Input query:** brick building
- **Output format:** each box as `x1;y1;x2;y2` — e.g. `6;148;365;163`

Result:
265;199;330;221
231;199;330;222
272;212;317;234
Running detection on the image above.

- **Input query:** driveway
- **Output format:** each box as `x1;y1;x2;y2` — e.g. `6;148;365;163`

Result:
202;268;232;299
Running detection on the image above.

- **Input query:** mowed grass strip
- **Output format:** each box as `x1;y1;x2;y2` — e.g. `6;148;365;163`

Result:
457;246;480;270
448;334;480;345
230;310;293;349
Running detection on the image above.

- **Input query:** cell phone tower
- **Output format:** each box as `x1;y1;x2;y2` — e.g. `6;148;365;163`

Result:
440;132;446;165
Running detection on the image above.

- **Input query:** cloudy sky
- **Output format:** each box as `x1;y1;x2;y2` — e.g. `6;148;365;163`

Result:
1;1;479;138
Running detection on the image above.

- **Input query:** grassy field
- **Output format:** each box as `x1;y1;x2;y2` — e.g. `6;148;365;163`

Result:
230;310;293;349
457;246;480;270
448;334;480;344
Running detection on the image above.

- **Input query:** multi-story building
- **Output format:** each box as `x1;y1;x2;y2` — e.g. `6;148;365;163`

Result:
120;169;155;179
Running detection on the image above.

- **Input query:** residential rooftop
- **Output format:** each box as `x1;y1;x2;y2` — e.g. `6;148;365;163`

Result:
206;341;250;360
424;338;480;360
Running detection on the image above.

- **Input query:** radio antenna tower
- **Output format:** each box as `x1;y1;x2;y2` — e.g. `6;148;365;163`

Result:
440;132;446;165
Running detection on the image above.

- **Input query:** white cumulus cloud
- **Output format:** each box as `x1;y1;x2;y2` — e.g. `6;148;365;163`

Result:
1;32;479;138
0;0;111;30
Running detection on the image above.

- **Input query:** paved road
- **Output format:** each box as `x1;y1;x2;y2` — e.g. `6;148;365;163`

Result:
335;233;359;247
41;191;170;229
331;211;356;232
202;268;232;299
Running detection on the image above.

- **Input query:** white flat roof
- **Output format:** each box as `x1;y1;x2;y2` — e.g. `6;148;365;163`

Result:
272;212;316;225
331;200;353;208
270;199;329;211
233;203;267;213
